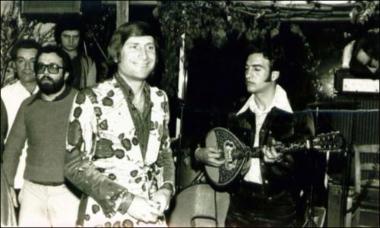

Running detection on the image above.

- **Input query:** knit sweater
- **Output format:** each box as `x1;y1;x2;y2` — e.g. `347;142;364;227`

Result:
3;88;77;186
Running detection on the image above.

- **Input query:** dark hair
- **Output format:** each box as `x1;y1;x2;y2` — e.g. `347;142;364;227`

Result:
354;31;379;60
54;18;84;47
245;36;283;72
107;21;160;63
35;45;73;82
11;39;41;60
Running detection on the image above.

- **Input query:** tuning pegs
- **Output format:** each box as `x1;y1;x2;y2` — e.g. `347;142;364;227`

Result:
312;131;345;153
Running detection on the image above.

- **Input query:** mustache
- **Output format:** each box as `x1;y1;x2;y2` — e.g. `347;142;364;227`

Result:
39;75;54;82
21;71;35;75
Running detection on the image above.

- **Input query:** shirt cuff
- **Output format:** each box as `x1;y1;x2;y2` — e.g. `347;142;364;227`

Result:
159;181;175;197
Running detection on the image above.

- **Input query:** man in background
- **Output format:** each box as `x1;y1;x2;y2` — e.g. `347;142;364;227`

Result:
3;45;80;226
54;19;97;89
1;39;41;199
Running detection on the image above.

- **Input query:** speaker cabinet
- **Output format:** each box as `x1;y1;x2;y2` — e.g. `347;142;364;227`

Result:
21;1;81;15
327;182;355;227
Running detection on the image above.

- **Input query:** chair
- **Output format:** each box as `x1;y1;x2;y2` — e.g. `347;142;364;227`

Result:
348;144;380;227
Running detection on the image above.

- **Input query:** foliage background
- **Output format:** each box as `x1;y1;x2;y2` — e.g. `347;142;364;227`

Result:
0;1;116;87
1;1;55;86
1;0;378;128
155;0;379;138
156;1;379;101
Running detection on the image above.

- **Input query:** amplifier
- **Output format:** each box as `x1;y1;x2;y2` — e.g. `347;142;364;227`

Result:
334;69;379;95
330;95;379;145
327;182;355;227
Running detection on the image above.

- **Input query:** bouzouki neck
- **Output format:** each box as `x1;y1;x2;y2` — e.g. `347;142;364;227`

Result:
233;132;344;159
232;142;309;159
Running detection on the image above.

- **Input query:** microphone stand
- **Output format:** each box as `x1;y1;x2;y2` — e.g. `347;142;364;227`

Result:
339;96;357;226
304;86;325;227
175;97;186;192
174;33;188;192
303;106;319;227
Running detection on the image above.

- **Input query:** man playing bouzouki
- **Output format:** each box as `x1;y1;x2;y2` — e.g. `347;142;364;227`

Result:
195;38;315;227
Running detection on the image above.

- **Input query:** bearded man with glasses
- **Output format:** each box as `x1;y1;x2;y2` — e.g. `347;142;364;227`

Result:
3;45;80;227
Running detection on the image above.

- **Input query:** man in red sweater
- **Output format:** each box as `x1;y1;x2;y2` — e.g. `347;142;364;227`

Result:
3;45;80;227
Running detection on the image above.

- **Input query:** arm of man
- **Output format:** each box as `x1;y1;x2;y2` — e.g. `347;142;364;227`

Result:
64;90;132;217
152;92;175;212
2;99;29;207
264;112;315;178
195;147;224;167
2;99;28;187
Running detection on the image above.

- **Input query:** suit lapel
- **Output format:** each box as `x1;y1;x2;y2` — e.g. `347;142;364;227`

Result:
144;87;162;165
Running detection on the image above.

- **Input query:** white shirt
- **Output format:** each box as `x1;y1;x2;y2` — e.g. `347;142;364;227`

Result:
342;40;356;69
1;80;39;188
236;85;293;184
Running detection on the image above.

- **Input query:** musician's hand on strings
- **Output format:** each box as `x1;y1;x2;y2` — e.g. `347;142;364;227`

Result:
263;139;283;163
195;147;225;167
262;145;282;163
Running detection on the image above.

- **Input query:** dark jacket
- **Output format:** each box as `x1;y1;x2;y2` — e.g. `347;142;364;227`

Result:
225;107;315;226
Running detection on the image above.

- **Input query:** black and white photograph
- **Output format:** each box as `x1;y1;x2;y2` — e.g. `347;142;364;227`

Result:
0;0;379;227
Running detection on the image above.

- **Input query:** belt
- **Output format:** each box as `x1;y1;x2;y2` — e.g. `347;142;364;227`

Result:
238;182;288;201
29;180;64;186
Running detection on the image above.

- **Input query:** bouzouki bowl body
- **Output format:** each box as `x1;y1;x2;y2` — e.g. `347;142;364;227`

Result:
205;127;248;187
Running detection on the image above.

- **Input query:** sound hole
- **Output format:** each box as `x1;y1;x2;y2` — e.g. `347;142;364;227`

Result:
215;129;245;184
223;140;237;170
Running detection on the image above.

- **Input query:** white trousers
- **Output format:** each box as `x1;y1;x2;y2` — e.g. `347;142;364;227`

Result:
18;180;80;227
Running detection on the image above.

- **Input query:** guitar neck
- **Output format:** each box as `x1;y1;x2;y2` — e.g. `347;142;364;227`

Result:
234;140;311;159
231;132;342;159
248;147;261;158
231;147;262;159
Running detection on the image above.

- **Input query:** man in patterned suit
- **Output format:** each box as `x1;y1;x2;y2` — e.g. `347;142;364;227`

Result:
64;21;175;227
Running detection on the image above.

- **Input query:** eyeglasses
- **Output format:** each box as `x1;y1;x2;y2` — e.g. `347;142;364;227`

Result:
36;63;64;74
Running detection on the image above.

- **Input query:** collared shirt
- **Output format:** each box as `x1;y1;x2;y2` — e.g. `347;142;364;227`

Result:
236;85;293;184
115;74;152;160
1;80;39;188
1;80;39;134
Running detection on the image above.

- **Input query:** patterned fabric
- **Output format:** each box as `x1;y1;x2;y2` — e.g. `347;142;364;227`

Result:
115;74;152;160
65;78;174;227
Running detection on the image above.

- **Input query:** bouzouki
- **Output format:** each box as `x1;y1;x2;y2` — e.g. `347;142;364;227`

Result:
205;127;345;187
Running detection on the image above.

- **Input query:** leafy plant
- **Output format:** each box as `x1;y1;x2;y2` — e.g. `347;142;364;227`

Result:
156;1;316;98
156;1;379;100
1;1;54;87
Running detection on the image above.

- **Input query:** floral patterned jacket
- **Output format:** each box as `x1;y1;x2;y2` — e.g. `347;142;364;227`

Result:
64;78;175;227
